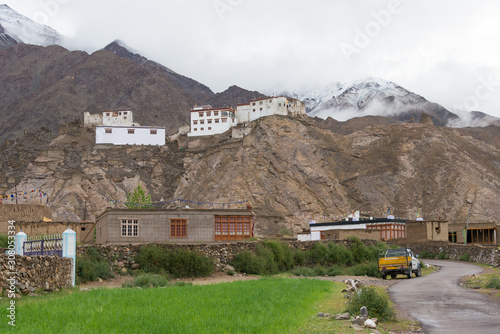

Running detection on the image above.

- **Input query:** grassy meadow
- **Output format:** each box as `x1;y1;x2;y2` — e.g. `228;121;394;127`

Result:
0;278;361;334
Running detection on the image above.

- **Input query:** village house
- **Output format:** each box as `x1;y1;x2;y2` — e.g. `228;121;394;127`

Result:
187;105;237;137
95;208;254;245
84;110;166;146
298;217;408;242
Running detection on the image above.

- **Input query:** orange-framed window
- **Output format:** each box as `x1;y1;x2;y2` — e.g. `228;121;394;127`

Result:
170;219;187;238
215;216;252;240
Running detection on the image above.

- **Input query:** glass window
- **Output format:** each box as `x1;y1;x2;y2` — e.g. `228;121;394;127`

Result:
121;220;138;237
170;219;187;238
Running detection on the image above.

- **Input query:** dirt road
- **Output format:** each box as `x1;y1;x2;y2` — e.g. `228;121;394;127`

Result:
390;259;500;334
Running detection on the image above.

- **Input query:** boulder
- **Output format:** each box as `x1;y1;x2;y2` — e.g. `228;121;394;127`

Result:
335;312;351;320
364;319;377;329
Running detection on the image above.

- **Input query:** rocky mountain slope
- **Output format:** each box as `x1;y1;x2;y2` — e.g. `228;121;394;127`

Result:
5;115;500;236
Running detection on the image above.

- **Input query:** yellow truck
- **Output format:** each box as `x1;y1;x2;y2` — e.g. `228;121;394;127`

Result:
378;248;421;279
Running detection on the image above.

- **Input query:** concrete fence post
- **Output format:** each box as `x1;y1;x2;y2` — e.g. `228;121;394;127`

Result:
63;227;76;287
15;231;27;255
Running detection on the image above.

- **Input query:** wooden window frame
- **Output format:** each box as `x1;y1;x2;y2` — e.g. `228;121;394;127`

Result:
170;219;187;238
215;216;252;241
121;219;139;237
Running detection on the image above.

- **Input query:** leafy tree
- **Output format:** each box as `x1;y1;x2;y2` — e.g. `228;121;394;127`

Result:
125;184;153;209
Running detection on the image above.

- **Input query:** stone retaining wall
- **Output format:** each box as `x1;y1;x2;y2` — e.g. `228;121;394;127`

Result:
408;243;500;267
0;254;72;296
77;239;380;272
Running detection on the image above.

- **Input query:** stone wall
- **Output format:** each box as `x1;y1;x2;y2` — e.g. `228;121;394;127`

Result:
407;242;500;267
77;239;380;272
0;254;72;295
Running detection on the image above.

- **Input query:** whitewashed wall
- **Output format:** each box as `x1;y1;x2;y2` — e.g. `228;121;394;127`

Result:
188;108;236;137
96;126;165;145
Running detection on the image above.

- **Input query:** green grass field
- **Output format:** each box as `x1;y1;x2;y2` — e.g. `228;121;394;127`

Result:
0;278;356;334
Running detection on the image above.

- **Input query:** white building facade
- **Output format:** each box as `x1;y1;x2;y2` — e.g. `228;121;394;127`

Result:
84;110;140;127
96;126;165;145
187;106;237;137
235;97;306;123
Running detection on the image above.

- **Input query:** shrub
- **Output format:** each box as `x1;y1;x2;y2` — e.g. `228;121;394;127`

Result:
419;250;437;259
261;240;294;271
313;265;327;276
347;262;381;278
135;245;215;278
485;276;500;289
76;247;114;284
348;237;376;264
255;244;279;275
310;243;329;265
165;249;215;278
327;242;353;266
290;266;315;277
346;286;395;321
326;265;343;277
232;251;262;275
135;244;166;273
134;274;169;288
458;253;471;262
437;251;448;260
0;234;9;248
293;248;306;266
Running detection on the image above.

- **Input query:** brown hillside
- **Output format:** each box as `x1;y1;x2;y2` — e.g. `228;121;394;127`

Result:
6;116;500;236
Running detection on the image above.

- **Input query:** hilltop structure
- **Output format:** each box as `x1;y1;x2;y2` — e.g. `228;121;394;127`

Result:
235;96;306;123
187;96;306;137
84;110;165;146
187;106;237;137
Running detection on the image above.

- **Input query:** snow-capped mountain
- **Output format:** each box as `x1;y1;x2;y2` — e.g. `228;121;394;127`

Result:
278;78;461;126
0;4;62;46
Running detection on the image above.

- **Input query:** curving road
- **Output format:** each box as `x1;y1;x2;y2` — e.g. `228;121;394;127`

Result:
390;259;500;334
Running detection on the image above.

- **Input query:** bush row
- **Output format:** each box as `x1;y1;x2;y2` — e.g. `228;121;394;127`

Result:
135;245;215;278
232;238;388;277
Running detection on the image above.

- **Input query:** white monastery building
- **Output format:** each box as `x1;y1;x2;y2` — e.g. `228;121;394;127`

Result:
84;110;140;127
187;105;237;137
85;110;165;146
187;97;306;137
235;96;306;123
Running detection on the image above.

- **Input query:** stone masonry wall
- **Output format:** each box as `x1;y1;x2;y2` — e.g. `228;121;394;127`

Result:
77;239;381;272
408;242;500;267
78;239;499;274
0;254;72;296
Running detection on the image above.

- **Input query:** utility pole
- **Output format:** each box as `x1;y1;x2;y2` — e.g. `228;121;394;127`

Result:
14;182;18;206
464;202;472;244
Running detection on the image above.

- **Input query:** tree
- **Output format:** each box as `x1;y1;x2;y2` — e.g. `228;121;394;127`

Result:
125;184;153;209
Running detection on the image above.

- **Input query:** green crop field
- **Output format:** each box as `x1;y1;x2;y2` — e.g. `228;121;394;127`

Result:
0;278;354;334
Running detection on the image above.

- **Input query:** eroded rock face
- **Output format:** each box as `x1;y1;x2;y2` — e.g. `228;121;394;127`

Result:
3;115;500;237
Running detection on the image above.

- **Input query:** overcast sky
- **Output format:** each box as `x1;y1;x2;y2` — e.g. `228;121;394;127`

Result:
4;0;500;117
